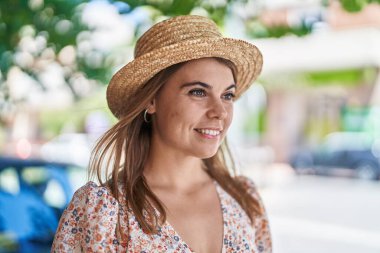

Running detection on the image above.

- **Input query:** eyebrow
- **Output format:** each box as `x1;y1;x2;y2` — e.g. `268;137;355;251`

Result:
180;81;236;91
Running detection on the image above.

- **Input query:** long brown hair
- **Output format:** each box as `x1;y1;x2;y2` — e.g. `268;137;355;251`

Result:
89;57;263;242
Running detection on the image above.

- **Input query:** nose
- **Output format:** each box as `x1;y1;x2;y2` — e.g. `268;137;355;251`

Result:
206;97;228;120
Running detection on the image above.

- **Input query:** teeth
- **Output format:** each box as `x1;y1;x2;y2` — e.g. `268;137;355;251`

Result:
197;129;221;136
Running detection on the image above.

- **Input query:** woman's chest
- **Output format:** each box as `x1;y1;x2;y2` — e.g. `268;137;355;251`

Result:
122;186;259;253
162;192;224;253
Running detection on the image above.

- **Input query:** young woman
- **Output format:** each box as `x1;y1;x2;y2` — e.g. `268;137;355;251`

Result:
52;15;271;253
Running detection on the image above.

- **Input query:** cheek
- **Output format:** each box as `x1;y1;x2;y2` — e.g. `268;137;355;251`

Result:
168;109;180;120
168;101;199;123
160;104;192;131
225;106;234;128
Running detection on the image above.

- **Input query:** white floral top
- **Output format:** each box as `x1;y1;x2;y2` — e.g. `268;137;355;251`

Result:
51;176;272;253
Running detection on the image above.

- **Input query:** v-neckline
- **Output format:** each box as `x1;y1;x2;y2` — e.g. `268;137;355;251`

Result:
161;180;226;253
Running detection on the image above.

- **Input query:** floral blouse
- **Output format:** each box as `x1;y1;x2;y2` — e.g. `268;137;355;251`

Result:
51;176;272;253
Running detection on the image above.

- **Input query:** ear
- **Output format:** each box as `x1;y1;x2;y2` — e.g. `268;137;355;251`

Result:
146;98;156;114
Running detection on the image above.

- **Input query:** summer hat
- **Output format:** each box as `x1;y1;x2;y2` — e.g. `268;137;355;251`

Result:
107;15;263;118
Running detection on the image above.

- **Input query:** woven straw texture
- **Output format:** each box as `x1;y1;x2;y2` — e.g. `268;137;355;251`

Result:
107;15;263;118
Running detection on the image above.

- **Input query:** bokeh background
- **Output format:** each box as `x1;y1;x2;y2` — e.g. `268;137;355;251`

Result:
1;0;380;252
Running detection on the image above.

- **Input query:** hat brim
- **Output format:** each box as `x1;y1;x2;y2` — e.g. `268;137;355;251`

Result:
107;37;263;118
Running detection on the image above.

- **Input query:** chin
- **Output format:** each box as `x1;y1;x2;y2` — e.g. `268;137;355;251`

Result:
193;148;219;159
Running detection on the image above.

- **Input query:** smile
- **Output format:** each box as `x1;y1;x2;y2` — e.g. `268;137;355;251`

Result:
195;129;221;136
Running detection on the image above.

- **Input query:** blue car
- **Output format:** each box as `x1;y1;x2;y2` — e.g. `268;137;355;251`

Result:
0;156;86;253
291;132;380;180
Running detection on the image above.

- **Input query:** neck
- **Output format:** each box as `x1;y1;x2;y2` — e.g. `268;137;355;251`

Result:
143;142;212;192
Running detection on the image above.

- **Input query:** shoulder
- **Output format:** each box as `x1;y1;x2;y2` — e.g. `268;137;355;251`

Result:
66;181;120;223
52;181;120;252
66;181;118;213
73;181;116;201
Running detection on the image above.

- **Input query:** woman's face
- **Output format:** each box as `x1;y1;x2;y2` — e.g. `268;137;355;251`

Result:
148;58;235;159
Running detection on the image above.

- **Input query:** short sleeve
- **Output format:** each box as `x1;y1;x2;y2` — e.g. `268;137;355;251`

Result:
237;176;272;253
51;181;120;253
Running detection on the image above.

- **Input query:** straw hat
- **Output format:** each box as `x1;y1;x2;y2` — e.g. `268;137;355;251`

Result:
107;15;263;118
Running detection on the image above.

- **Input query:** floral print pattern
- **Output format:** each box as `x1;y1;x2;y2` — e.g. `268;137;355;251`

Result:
51;176;272;252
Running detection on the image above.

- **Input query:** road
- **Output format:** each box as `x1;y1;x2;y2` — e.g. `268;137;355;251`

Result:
243;167;380;253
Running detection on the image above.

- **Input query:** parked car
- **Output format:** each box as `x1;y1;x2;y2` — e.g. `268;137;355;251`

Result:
0;156;86;253
290;132;380;180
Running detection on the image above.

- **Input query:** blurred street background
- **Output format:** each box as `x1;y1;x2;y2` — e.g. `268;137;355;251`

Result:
1;0;380;252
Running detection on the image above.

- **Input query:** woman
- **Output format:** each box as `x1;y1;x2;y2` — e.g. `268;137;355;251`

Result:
52;15;271;253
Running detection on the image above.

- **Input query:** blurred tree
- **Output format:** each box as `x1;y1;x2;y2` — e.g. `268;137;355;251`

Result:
0;0;84;75
340;0;380;12
2;0;376;112
246;0;380;38
0;0;90;112
122;0;235;25
0;0;244;115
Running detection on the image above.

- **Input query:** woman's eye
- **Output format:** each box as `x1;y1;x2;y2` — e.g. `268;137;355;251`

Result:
189;89;206;97
223;92;236;101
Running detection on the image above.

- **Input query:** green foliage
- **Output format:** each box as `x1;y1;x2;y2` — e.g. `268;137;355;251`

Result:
305;69;366;86
339;0;380;12
0;0;86;72
121;0;199;15
121;0;235;25
247;0;380;39
243;109;267;135
3;0;377;111
247;21;312;38
260;68;376;91
0;0;235;101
